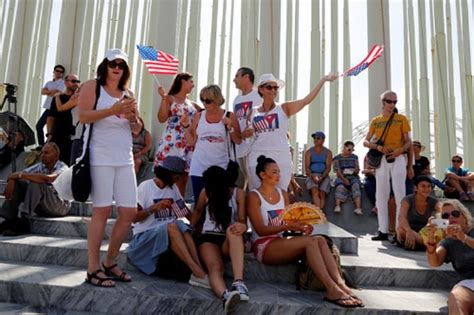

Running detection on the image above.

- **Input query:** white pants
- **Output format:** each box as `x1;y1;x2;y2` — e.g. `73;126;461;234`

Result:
375;155;407;233
248;150;292;191
90;165;137;208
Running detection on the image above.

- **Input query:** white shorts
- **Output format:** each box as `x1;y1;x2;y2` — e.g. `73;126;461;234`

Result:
90;165;137;208
455;279;474;291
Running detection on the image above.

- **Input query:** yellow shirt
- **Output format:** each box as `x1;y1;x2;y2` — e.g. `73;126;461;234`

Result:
369;113;411;150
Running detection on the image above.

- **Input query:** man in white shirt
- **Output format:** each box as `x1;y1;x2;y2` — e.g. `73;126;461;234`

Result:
232;67;262;189
36;65;66;146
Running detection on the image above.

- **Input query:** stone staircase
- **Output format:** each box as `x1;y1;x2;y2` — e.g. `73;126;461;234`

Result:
0;199;458;314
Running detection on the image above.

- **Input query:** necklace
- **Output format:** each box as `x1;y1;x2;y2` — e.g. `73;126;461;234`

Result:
261;103;275;115
259;188;277;202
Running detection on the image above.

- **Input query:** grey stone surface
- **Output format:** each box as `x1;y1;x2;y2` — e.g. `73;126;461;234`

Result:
0;261;449;314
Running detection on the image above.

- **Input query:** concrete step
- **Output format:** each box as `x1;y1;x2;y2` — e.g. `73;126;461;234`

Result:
0;234;458;290
27;216;358;254
0;260;449;314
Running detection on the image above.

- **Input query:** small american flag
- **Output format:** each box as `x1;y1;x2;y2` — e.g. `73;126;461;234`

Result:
171;199;190;218
136;45;179;75
342;45;384;77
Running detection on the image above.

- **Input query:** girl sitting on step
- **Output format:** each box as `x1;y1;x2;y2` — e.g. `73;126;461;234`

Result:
191;164;248;313
247;155;364;308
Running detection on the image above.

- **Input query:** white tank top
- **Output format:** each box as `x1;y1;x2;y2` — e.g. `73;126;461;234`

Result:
251;105;289;151
87;86;133;166
250;188;285;242
202;188;238;233
189;110;229;176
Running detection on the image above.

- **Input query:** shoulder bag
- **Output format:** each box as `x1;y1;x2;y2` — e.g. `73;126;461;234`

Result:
366;113;395;169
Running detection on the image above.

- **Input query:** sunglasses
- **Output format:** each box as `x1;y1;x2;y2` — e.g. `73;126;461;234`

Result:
264;85;279;91
200;98;213;104
54;69;64;74
108;60;127;70
68;79;81;83
383;99;397;105
452;159;462;163
346;148;354;152
441;210;461;219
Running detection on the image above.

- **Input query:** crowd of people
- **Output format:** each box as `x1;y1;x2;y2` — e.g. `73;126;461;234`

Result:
0;48;472;314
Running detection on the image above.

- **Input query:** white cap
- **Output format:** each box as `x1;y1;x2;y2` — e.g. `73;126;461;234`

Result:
257;73;285;89
105;48;128;63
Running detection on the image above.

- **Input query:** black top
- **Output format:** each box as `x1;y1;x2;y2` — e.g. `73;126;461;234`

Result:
413;156;430;177
404;193;438;232
48;94;74;140
440;229;474;279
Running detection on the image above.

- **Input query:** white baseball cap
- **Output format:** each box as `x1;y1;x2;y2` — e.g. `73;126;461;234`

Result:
257;73;285;89
105;48;128;63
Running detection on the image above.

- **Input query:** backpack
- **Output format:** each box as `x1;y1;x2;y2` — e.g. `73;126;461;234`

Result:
296;235;349;291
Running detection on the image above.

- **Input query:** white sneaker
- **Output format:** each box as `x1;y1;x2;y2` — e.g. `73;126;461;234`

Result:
188;274;211;289
222;290;240;313
334;206;341;213
353;208;363;216
232;280;249;301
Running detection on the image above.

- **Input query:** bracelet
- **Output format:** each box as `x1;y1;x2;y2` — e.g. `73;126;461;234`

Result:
182;124;190;129
147;207;154;216
462;234;468;244
426;242;436;247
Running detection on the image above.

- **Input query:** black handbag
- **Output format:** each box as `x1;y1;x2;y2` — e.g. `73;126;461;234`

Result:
225;111;239;172
71;80;100;202
367;113;395;169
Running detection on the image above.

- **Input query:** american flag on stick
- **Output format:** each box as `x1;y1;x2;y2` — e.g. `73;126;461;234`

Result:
136;45;179;75
342;45;384;77
171;199;190;218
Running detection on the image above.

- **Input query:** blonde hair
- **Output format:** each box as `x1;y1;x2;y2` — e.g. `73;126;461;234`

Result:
199;85;225;106
440;199;473;229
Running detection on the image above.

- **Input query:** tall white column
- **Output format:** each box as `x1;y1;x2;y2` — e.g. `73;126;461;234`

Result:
408;0;419;137
259;0;281;75
341;0;352;143
328;0;338;151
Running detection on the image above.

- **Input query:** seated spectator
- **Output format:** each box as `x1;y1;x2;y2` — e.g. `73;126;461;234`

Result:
132;117;152;174
0;143;70;236
412;140;445;191
127;156;209;286
444;155;474;201
247;155;363;308
362;153;377;215
332;141;363;215
0;129;25;167
424;199;474;315
304;131;332;209
396;175;441;250
191;164;248;313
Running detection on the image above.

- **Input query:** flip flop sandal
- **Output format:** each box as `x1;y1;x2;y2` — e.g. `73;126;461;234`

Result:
102;263;132;282
323;296;359;308
350;295;365;307
85;269;115;288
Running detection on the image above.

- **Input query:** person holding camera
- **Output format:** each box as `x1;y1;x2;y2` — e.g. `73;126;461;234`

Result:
424;199;474;315
363;90;412;241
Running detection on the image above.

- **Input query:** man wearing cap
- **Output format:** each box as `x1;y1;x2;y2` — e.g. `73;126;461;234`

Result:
232;67;262;189
363;90;412;241
46;74;81;165
128;155;209;288
242;72;337;190
36;65;66;146
304;131;332;209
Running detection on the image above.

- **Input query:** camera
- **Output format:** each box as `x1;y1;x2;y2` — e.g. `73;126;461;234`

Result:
3;83;18;96
432;218;449;229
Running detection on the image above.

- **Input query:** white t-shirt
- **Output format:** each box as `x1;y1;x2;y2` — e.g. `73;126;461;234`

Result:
251;104;289;152
133;180;186;235
232;89;262;158
42;79;65;110
87;86;133;166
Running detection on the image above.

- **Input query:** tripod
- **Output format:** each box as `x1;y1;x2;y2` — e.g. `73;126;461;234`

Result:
1;88;19;172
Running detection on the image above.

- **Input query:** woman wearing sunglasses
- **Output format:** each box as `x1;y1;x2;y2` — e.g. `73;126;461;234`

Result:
155;72;201;196
79;49;142;287
425;199;474;314
183;84;241;205
242;73;337;192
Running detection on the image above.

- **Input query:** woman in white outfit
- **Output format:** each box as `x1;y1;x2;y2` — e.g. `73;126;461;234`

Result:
79;49;142;287
242;73;338;191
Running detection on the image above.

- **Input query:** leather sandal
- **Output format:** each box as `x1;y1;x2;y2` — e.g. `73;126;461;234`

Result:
85;269;115;287
102;263;132;282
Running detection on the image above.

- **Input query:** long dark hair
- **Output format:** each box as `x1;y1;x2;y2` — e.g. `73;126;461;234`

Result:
168;72;193;95
203;166;232;231
96;58;130;91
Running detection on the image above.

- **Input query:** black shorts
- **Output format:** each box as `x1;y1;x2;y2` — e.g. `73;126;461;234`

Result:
197;232;226;247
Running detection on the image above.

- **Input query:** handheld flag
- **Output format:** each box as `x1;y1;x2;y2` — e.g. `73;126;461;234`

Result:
136;45;179;75
342;45;384;77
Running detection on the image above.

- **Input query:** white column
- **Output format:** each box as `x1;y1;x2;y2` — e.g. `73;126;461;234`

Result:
408;0;419;137
186;0;201;100
55;1;78;70
341;0;352;143
218;0;228;88
207;0;219;84
259;0;281;75
328;0;338;151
